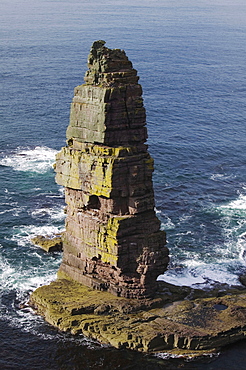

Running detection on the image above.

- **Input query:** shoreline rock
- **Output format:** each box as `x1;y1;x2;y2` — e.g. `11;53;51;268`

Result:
31;234;63;253
239;273;246;287
29;275;246;356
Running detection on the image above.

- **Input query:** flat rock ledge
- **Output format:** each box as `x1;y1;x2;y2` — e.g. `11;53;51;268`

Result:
31;234;63;252
29;274;246;357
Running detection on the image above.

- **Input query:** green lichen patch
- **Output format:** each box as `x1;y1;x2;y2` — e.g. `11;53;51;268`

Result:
29;277;246;356
31;234;63;252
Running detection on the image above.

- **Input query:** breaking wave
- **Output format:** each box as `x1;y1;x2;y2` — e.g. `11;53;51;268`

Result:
159;186;246;288
0;146;58;174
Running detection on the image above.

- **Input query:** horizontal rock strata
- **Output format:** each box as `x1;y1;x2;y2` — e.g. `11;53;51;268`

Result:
54;41;169;299
29;277;246;355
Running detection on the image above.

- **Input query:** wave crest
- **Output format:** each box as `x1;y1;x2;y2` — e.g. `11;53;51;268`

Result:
0;146;58;174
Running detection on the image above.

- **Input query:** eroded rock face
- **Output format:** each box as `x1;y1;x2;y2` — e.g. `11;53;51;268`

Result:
55;41;169;299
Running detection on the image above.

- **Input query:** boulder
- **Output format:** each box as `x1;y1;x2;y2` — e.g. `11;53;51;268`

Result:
31;234;63;253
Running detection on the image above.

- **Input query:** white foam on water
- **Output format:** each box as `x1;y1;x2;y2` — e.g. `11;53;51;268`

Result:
0;251;96;345
0;254;16;292
2;266;58;295
158;266;207;287
10;224;65;248
0;146;58;174
220;193;246;213
10;310;100;345
158;262;240;288
154;352;184;360
156;209;175;230
30;205;65;221
216;190;246;263
160;188;246;288
0;236;62;335
161;215;175;230
0;208;16;215
210;173;235;181
154;351;220;360
16;272;59;295
178;214;193;223
0;206;26;217
159;231;244;287
0;240;61;292
236;232;246;263
58;186;65;195
0;259;59;334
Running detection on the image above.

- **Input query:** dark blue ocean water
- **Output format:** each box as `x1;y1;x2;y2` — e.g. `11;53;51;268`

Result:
1;0;246;368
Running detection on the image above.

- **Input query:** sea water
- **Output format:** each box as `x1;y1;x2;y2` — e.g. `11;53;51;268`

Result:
1;0;246;368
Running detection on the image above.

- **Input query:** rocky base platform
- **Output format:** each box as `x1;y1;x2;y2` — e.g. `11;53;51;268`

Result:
29;275;246;357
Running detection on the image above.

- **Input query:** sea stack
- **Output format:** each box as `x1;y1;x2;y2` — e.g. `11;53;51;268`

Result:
29;42;246;355
55;41;169;299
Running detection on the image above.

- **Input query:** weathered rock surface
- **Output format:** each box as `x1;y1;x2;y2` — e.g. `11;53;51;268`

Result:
31;234;63;252
29;275;246;356
54;40;169;299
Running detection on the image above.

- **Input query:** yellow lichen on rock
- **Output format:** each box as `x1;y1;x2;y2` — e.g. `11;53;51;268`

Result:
29;277;246;355
31;234;63;252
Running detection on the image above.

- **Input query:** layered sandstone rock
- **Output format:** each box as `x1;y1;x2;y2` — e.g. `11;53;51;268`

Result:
54;40;169;298
30;278;246;355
